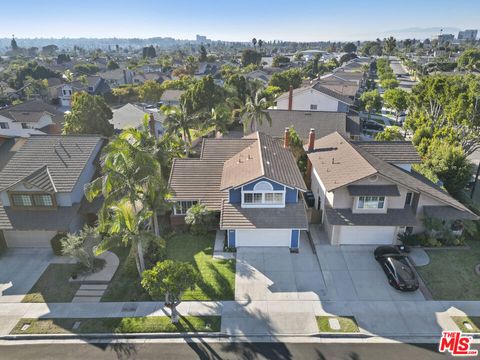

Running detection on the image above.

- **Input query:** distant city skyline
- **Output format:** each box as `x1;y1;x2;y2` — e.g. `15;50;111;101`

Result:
2;0;480;42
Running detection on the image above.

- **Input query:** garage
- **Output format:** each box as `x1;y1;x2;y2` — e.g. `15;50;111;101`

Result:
4;230;57;248
337;226;396;245
236;229;291;247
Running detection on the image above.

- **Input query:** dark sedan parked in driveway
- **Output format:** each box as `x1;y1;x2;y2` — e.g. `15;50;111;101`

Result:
374;246;419;292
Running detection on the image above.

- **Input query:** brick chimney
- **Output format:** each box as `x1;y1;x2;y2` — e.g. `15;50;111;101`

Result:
288;85;293;110
307;128;315;152
148;113;156;137
283;127;290;148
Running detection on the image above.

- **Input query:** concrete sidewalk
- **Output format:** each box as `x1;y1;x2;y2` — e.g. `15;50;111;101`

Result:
1;299;479;339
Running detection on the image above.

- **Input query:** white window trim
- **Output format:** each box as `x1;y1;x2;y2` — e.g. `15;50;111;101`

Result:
354;196;387;212
241;190;286;208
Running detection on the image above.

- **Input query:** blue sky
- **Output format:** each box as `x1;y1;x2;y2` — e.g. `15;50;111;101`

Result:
2;0;480;41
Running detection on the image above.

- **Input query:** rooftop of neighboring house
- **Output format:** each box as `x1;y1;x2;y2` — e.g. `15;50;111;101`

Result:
306;131;476;218
250;109;360;139
101;68;131;80
0;134;104;194
314;78;360;98
110;103;164;130
276;82;354;106
160;89;185;102
0;100;64;126
168;132;307;211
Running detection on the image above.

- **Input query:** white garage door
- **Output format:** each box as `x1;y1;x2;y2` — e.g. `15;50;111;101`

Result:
338;226;396;245
4;230;57;248
236;229;291;247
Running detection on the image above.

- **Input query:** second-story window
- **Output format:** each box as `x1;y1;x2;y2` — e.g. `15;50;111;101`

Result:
310;104;317;110
0;122;9;129
243;192;284;205
10;193;55;208
357;196;385;209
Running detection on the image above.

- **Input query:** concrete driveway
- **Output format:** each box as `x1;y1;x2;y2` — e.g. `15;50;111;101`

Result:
317;244;425;302
0;248;53;303
235;235;326;302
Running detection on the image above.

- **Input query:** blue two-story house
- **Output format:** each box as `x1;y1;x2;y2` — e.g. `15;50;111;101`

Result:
168;131;308;249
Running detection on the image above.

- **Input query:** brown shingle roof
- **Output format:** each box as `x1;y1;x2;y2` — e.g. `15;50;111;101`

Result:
220;132;307;191
308;132;474;215
352;141;422;164
220;200;308;229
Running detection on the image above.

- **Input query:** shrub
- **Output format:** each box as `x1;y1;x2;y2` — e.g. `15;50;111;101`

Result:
185;204;215;235
144;237;167;269
61;226;100;272
50;233;65;255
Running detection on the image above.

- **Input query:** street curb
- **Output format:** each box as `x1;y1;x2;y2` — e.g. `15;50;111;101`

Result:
0;332;371;342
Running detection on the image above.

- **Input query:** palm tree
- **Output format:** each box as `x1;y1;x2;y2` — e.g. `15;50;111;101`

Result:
163;101;203;154
99;199;154;275
258;39;263;50
242;90;272;133
383;36;397;58
208;105;232;137
141;177;170;236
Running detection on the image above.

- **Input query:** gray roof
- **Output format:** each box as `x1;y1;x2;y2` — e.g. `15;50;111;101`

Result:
423;205;479;220
0;100;62;123
0;204;80;231
347;185;400;196
352;141;422;164
325;206;419;226
161;90;185;102
111;103;163;131
0;135;103;193
220;200;308;229
19;165;56;192
258;110;349;139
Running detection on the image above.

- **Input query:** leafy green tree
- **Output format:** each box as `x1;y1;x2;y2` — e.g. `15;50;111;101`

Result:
360;90;382;119
241;49;262;67
383;88;408;120
339;53;358;65
182;75;225;114
74;63;99;75
272;55;290;67
406;74;480;156
374;126;404;141
57;54;71;64
252;38;257;49
63;92;113;136
106;60;119;70
184;55;198;75
343;42;357;53
360;41;382;56
422;140;473;196
142;45;156;58
457;49;480;72
139;80;163;103
185;203;215;235
41;44;58;55
141;260;198;323
380;78;399;89
24;77;48;101
11;36;18;51
268;68;303;92
225;74;247;104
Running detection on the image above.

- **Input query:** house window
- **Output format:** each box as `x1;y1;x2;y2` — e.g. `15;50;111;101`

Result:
405;192;413;207
357;196;385;209
173;200;197;215
0;122;9;129
10;193;55;208
33;194;54;207
243;192;284;205
21;123;28;129
11;194;33;207
310;104;317;110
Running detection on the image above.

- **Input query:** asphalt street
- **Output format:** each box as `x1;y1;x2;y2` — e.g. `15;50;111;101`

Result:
0;341;470;360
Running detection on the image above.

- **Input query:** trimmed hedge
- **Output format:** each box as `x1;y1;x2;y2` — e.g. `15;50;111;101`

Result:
50;233;66;256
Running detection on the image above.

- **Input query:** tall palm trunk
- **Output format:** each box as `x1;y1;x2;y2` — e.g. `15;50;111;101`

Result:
152;211;160;236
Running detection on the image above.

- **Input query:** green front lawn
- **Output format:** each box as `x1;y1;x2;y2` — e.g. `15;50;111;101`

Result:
316;316;360;333
11;316;220;334
102;232;235;302
22;264;80;303
452;316;480;333
416;239;480;300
